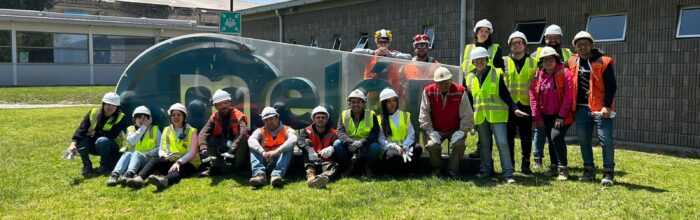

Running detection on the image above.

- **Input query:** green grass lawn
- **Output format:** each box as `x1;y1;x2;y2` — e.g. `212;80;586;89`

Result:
1;106;698;219
0;86;113;104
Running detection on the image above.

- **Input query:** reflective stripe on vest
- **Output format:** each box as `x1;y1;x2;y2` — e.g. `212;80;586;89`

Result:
503;56;536;105
261;126;289;151
342;109;375;140
378;111;410;146
127;125;159;153
164;125;200;168
88;108;124;133
467;68;509;125
462;44;500;73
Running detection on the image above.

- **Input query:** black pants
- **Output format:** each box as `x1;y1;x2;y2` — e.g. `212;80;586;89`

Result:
542;114;571;167
205;137;249;171
507;103;533;166
383;144;423;173
138;158;197;184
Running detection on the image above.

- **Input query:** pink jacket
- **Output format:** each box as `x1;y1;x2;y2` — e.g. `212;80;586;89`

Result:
529;65;574;125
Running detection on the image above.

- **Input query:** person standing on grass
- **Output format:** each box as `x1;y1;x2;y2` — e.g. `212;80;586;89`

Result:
247;107;297;188
377;88;423;173
503;31;538;174
68;92;127;177
334;89;382;177
465;47;529;184
197;89;249;177
106;106;161;186
419;67;474;177
128;103;200;190
530;47;575;181
569;31;618;186
297;106;338;189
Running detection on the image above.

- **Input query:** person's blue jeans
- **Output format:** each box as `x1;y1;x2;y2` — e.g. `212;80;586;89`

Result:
250;150;292;177
477;121;514;178
532;128;549;160
77;137;121;169
575;105;615;169
332;139;381;170
111;151;149;175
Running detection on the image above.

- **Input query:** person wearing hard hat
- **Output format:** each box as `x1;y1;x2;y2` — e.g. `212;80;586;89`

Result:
132;103;200;190
297;106;338;189
531;24;575;168
197;89;249;177
247;107;298;188
68;92;127;177
465;47;529;184
377;88;422;172
352;29;412;59
529;47;575;181
462;19;505;75
462;19;505;159
106;106;162;187
569;31;618;186
400;34;442;81
502;31;538;174
411;34;438;63
334;89;381;177
419;67;474;177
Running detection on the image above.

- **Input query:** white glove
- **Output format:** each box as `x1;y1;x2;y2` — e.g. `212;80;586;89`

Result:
429;131;442;144
319;146;334;159
450;131;465;145
387;143;401;151
307;149;320;161
401;146;413;163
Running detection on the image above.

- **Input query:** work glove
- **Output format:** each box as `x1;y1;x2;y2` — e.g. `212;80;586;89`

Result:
450;131;465;145
61;149;75;161
387;143;401;152
401;146;413;163
320;146;334;159
348;141;363;152
429;131;442;145
307;148;320;161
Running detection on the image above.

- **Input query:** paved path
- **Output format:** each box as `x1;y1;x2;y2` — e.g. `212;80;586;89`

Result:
0;104;97;109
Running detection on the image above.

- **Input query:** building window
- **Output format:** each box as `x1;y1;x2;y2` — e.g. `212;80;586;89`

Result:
677;7;700;38
289;39;297;44
93;35;154;64
354;33;369;49
0;30;10;63
587;14;627;42
310;37;319;47
515;21;546;45
332;35;342;50
16;32;88;64
423;26;436;49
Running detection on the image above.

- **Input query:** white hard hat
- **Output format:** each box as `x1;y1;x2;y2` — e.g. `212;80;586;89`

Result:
101;92;121;106
212;89;231;104
470;46;489;60
260;107;278;120
508;31;528;45
310;106;329;119
132;105;151;117
572;31;595;45
347;89;367;102
474;19;493;33
544;24;563;36
167;103;188;116
413;34;430;46
539;46;559;59
374;29;393;40
433;66;453;82
379;88;398;102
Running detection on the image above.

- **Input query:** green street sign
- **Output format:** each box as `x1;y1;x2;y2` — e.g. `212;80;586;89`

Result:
219;12;241;36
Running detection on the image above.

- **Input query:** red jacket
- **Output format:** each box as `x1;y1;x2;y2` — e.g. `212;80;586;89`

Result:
424;82;465;133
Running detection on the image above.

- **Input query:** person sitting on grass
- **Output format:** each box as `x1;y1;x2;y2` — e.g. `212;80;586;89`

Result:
297;106;338;189
106;106;161;187
247;107;298;188
127;103;200;190
377;88;422;173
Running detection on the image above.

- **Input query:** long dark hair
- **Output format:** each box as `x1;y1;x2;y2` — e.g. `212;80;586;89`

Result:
380;98;398;138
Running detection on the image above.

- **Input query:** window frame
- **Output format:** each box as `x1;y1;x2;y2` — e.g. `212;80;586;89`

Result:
586;13;628;43
15;31;89;64
92;34;155;64
354;33;369;49
676;6;700;39
514;20;547;45
423;25;436;49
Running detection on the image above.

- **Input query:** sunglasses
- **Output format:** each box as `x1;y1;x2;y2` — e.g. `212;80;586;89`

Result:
415;44;428;49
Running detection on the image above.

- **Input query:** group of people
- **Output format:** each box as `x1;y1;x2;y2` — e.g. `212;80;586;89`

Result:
66;19;618;190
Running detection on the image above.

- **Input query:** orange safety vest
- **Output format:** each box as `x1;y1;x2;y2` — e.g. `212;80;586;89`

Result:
305;126;337;162
211;108;248;138
260;126;289;151
532;67;575;125
568;55;615;112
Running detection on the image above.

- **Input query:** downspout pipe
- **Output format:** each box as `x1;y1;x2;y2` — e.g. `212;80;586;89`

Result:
459;0;467;72
275;9;283;42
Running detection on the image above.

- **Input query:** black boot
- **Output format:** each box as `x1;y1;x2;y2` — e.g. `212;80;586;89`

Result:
521;160;533;174
601;168;614;186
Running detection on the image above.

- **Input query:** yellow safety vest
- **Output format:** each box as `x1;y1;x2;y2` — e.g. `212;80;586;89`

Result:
87;108;125;147
461;44;500;73
341;109;375;140
126;125;159;153
163;125;200;168
466;67;509;125
503;56;537;105
377;111;410;146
